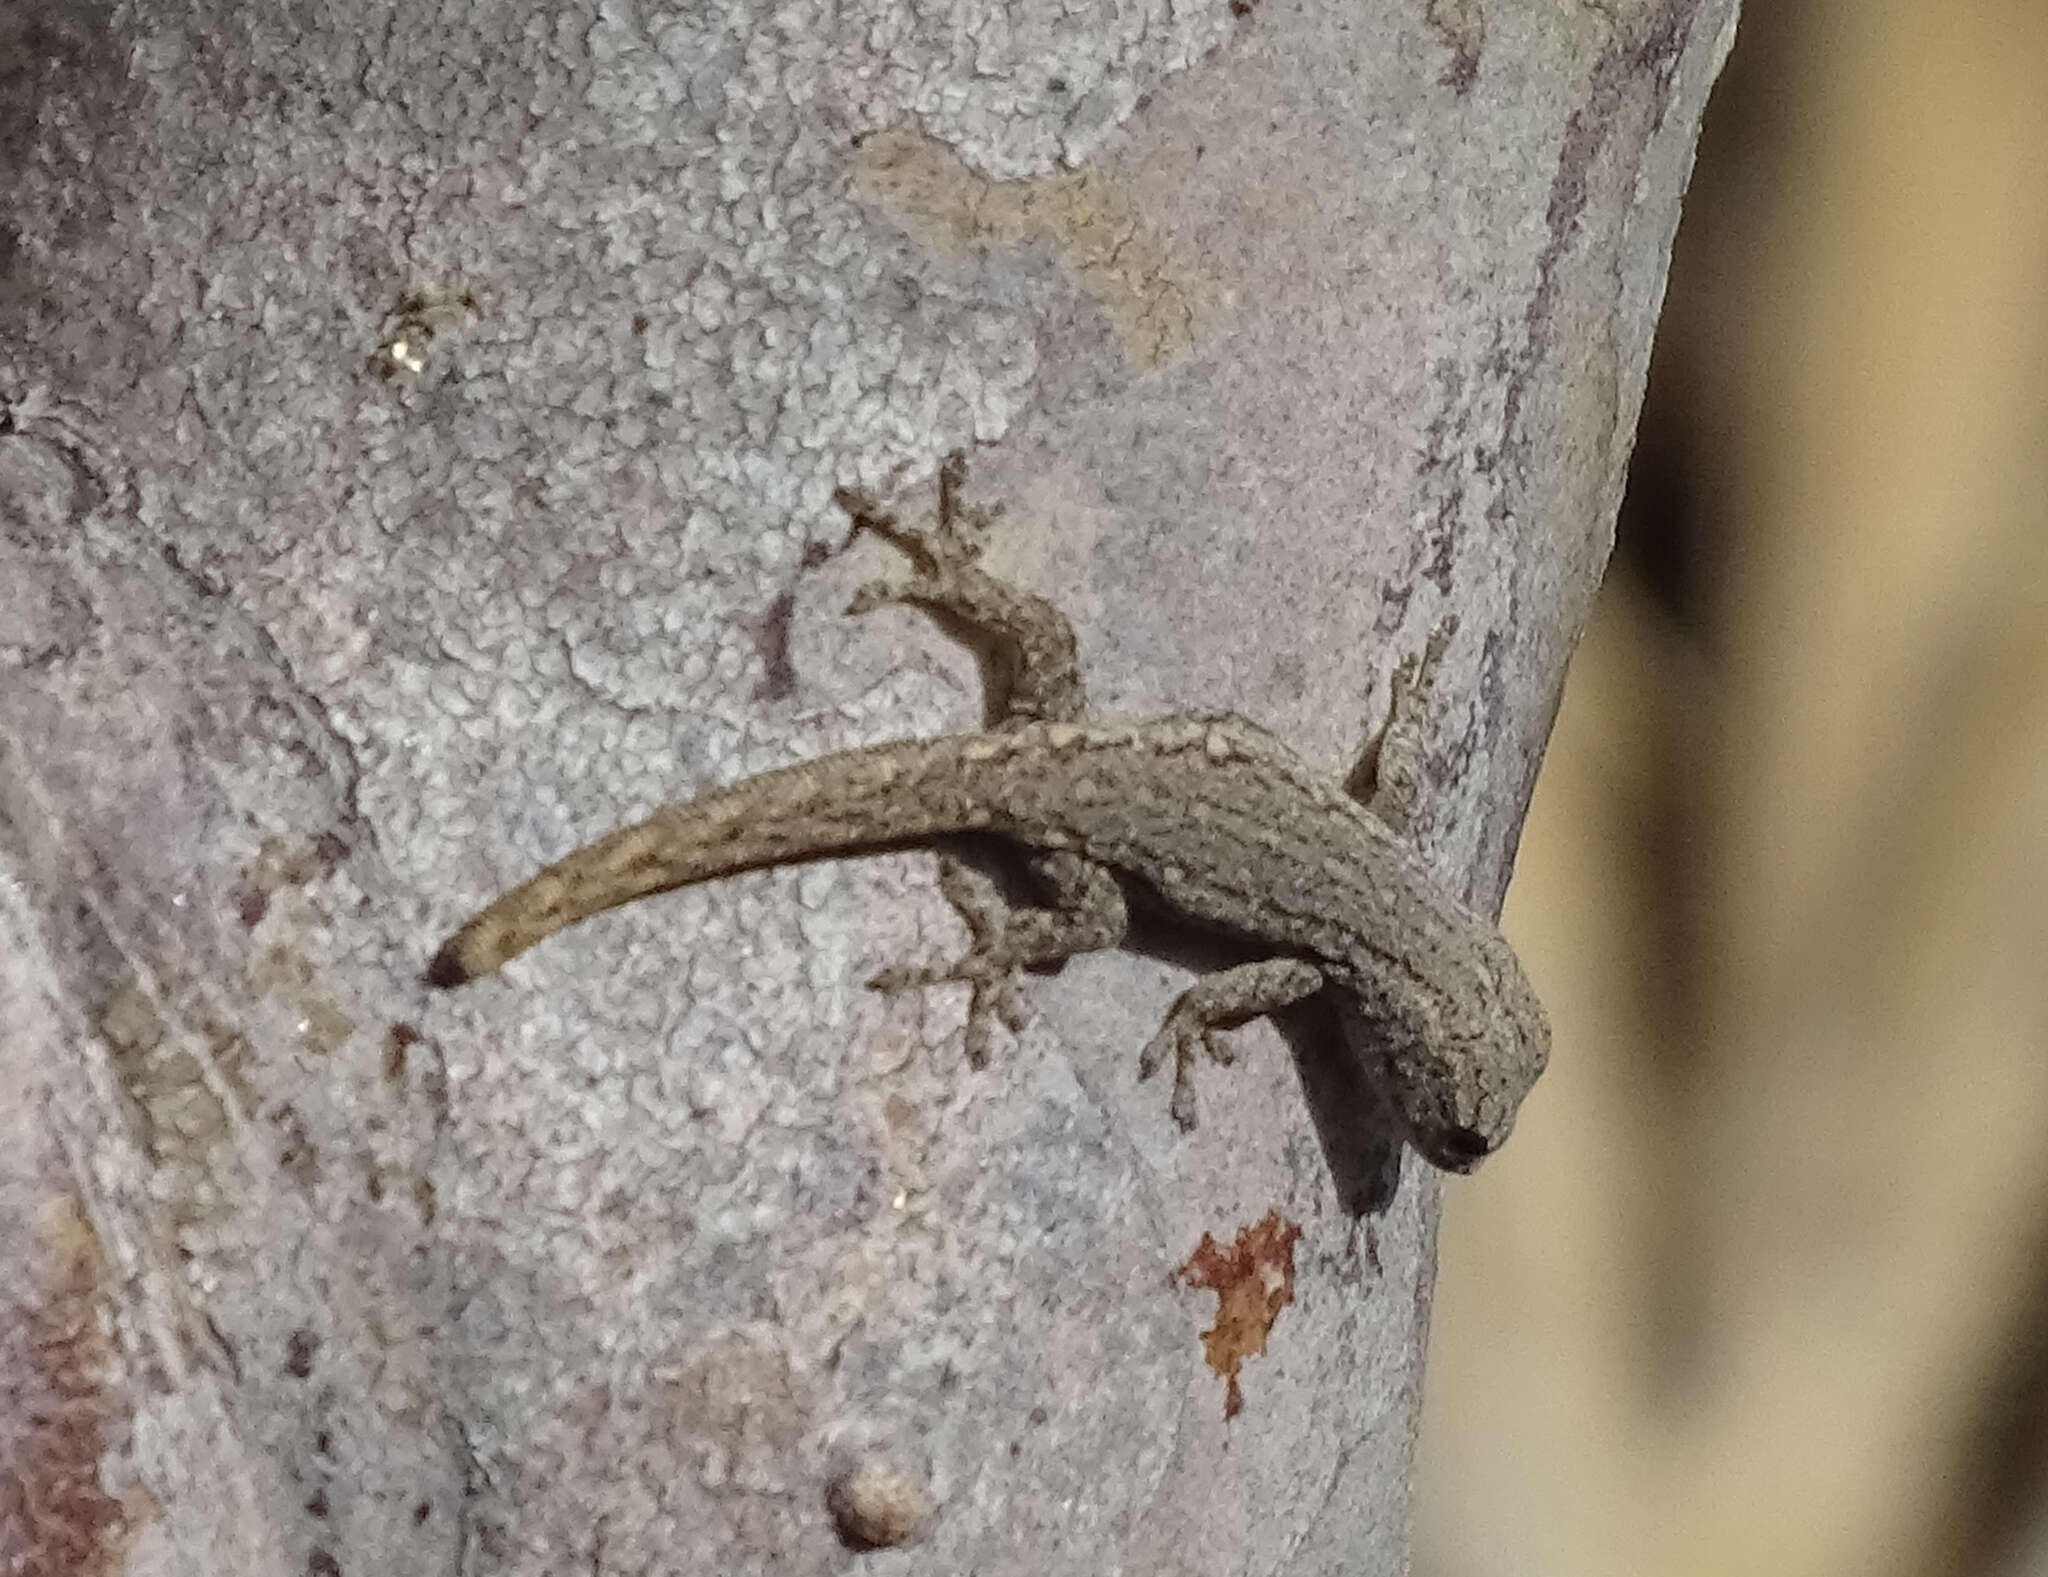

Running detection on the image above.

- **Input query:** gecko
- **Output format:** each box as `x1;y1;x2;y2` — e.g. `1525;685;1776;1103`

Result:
427;457;1549;1173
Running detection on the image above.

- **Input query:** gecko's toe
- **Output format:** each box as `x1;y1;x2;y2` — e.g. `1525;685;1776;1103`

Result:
846;579;900;616
1136;1024;1174;1083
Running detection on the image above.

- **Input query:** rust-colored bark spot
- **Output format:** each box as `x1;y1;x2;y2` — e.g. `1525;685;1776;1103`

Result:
1;1192;144;1574
284;1327;320;1378
1177;1210;1303;1420
383;1021;422;1081
384;1023;449;1132
752;589;799;702
232;881;271;926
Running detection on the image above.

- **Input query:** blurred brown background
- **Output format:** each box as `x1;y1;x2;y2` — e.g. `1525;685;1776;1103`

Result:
1417;2;2048;1574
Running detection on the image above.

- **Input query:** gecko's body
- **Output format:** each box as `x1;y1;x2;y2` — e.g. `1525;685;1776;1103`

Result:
430;463;1549;1173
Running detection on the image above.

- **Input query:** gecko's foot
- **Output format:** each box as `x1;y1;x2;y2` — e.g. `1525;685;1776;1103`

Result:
1136;958;1327;1131
865;849;1120;1068
869;955;1029;1069
1137;1015;1233;1132
838;452;996;616
871;846;1034;1067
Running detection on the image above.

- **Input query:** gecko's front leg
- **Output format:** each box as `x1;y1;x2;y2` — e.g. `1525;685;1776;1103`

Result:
837;451;1086;729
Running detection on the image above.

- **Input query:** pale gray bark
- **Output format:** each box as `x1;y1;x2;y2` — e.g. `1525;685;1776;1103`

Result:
0;0;1736;1570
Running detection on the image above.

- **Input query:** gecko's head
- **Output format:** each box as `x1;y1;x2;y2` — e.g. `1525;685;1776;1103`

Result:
1371;930;1551;1174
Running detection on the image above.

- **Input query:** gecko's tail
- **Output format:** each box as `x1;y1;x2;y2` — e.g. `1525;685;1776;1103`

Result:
424;940;479;988
426;735;1005;987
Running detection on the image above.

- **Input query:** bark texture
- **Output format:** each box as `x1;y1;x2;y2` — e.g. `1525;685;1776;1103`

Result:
0;0;1736;1570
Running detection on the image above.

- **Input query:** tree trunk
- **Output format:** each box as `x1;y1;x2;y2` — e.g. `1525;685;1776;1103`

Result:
0;0;1737;1570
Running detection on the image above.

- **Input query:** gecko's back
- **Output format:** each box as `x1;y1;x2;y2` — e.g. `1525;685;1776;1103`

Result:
432;715;1422;984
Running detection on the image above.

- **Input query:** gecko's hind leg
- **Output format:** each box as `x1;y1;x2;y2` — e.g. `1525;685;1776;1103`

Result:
843;458;1114;1062
871;850;1127;1066
1347;615;1458;838
1137;958;1327;1130
836;452;1086;727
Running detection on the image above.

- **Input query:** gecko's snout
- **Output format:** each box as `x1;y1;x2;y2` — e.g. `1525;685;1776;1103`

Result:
1426;1123;1496;1173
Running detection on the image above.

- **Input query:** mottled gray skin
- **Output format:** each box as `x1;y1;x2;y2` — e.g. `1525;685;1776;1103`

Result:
430;462;1550;1172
